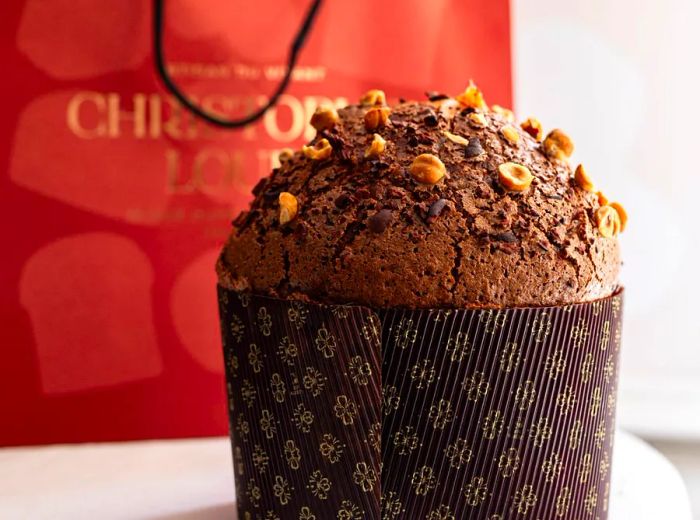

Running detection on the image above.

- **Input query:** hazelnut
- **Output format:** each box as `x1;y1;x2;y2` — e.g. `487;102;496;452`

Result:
498;162;534;191
409;153;446;185
443;130;470;146
468;112;487;128
364;106;391;130
520;117;544;141
542;129;574;161
279;192;298;225
492;104;515;121
360;89;386;106
574;164;595;192
501;125;520;145
456;81;488;110
310;105;339;131
302;138;333;160
596;205;621;238
597;191;610;206
278;148;294;163
610;202;628;232
365;133;386;158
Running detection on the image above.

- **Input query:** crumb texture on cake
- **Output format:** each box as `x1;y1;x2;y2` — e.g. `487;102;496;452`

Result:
219;88;622;308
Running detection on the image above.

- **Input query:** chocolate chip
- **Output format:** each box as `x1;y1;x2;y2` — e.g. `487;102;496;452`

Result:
428;198;448;218
426;91;449;102
423;110;438;127
493;231;518;243
407;135;419;147
465;137;484;158
460;107;476;116
263;188;282;201
334;193;355;209
368;209;392;233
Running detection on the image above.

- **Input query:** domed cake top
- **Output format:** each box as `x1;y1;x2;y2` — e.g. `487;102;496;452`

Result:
219;84;625;308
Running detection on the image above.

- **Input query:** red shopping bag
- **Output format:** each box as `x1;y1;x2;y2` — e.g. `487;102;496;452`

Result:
0;0;511;445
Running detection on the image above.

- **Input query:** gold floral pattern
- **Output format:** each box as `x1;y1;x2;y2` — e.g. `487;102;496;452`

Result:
277;336;298;366
411;466;438;496
352;462;377;492
306;470;331;499
393;426;419;455
347;356;372;386
463;476;488;506
319;433;344;464
284;439;301;470
220;287;623;518
462;371;490;401
444;438;472;468
333;395;358;426
314;326;337;358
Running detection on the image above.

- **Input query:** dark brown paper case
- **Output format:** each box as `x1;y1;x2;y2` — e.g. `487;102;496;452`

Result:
218;287;623;520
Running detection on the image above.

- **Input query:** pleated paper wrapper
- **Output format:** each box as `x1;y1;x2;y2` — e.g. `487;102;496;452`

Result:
218;287;623;519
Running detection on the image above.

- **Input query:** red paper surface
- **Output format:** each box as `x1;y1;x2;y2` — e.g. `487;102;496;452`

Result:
0;0;511;446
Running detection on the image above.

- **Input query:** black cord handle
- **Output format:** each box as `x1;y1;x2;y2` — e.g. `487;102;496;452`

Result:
153;0;323;129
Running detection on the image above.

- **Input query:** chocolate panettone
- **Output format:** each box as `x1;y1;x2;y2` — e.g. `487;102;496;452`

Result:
219;84;625;308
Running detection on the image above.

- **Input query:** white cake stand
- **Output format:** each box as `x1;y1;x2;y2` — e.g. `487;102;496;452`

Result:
0;431;691;519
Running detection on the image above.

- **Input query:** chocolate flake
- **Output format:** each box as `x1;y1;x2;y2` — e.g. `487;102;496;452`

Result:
428;199;449;218
368;209;392;234
493;231;518;243
425;91;449;102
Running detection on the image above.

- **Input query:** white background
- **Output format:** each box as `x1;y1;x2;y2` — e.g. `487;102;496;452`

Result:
512;0;700;514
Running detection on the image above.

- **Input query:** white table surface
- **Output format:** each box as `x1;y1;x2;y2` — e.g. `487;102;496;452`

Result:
0;431;691;519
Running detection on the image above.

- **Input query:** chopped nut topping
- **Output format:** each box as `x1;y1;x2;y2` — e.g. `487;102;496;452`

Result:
365;133;386;158
443;130;470;146
498;162;534;191
278;148;294;163
278;192;298;225
409;153;446;184
492;104;515;121
597;191;610;206
310;105;339;131
542;129;574;161
302;138;332;160
360;89;386;106
610;202;628;232
596;205;621;237
468;112;487;128
501;125;520;145
574;164;595;192
456;81;488;110
520;117;543;141
364;106;391;130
